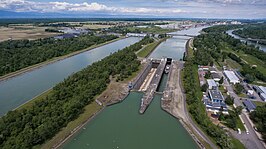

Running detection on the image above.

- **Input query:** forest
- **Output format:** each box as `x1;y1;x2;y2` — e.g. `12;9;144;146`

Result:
232;24;266;44
194;25;266;83
0;34;118;76
0;36;153;149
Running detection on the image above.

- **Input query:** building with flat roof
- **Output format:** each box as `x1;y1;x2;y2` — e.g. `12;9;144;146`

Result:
253;85;266;101
208;90;224;103
223;70;240;84
207;79;218;90
243;100;256;112
211;73;221;82
203;97;228;114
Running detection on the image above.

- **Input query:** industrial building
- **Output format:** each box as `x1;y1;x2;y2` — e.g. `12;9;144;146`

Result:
223;70;240;84
243;100;256;112
207;79;218;90
253;85;266;101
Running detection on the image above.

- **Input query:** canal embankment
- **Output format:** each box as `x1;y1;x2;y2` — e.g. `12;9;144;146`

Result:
0;37;124;82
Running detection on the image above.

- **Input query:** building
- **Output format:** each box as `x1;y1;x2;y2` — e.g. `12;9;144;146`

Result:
209;90;225;103
223;70;240;84
243;100;256;112
211;73;221;82
203;90;228;113
209;67;217;74
54;34;77;39
253;85;266;101
198;66;209;71
207;79;218;90
198;69;207;86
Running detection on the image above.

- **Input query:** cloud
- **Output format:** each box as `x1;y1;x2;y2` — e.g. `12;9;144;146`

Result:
0;0;187;16
0;0;265;18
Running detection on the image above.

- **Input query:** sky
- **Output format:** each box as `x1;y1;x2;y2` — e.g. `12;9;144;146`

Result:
0;0;266;19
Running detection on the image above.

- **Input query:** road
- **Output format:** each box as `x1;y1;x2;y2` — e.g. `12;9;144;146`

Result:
216;67;265;149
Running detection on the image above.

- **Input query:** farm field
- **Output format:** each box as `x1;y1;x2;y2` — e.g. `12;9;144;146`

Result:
0;24;60;41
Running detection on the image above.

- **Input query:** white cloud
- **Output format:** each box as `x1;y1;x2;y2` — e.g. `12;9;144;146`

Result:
0;0;186;16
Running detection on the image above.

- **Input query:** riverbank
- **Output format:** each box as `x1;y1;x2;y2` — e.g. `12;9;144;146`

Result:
0;37;124;82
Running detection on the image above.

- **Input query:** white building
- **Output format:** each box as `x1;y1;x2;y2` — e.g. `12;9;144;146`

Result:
207;79;218;90
223;71;240;84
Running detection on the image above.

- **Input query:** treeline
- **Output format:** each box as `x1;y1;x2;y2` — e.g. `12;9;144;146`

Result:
0;36;153;149
250;104;266;142
0;34;118;76
194;25;266;83
233;24;266;40
183;59;234;148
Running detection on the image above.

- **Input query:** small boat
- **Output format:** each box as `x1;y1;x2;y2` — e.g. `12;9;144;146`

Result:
164;65;170;74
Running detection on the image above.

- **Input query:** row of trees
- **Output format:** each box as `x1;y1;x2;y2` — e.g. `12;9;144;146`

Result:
0;34;118;76
0;36;153;149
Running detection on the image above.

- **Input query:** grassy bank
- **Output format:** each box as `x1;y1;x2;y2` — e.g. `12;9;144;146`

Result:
0;37;124;82
137;37;167;58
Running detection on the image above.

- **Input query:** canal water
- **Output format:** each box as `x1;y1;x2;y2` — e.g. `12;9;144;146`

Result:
149;26;207;60
226;30;266;52
61;93;198;149
0;37;142;116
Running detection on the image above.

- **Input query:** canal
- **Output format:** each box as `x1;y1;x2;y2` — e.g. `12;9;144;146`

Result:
0;37;142;116
61;92;198;149
226;30;266;52
61;26;207;149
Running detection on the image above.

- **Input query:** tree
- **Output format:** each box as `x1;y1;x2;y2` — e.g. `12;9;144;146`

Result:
234;106;243;115
204;71;211;79
225;96;234;105
219;76;224;84
234;83;244;95
201;83;208;92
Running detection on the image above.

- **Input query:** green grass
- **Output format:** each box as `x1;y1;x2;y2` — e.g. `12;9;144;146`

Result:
236;117;246;131
236;51;266;76
225;58;242;70
137;38;166;58
231;138;245;149
253;101;266;107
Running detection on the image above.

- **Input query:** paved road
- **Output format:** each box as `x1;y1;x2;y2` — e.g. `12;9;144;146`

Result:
216;68;265;149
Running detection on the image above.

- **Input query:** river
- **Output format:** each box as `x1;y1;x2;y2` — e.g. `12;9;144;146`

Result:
0;37;142;116
226;30;266;52
61;26;207;149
